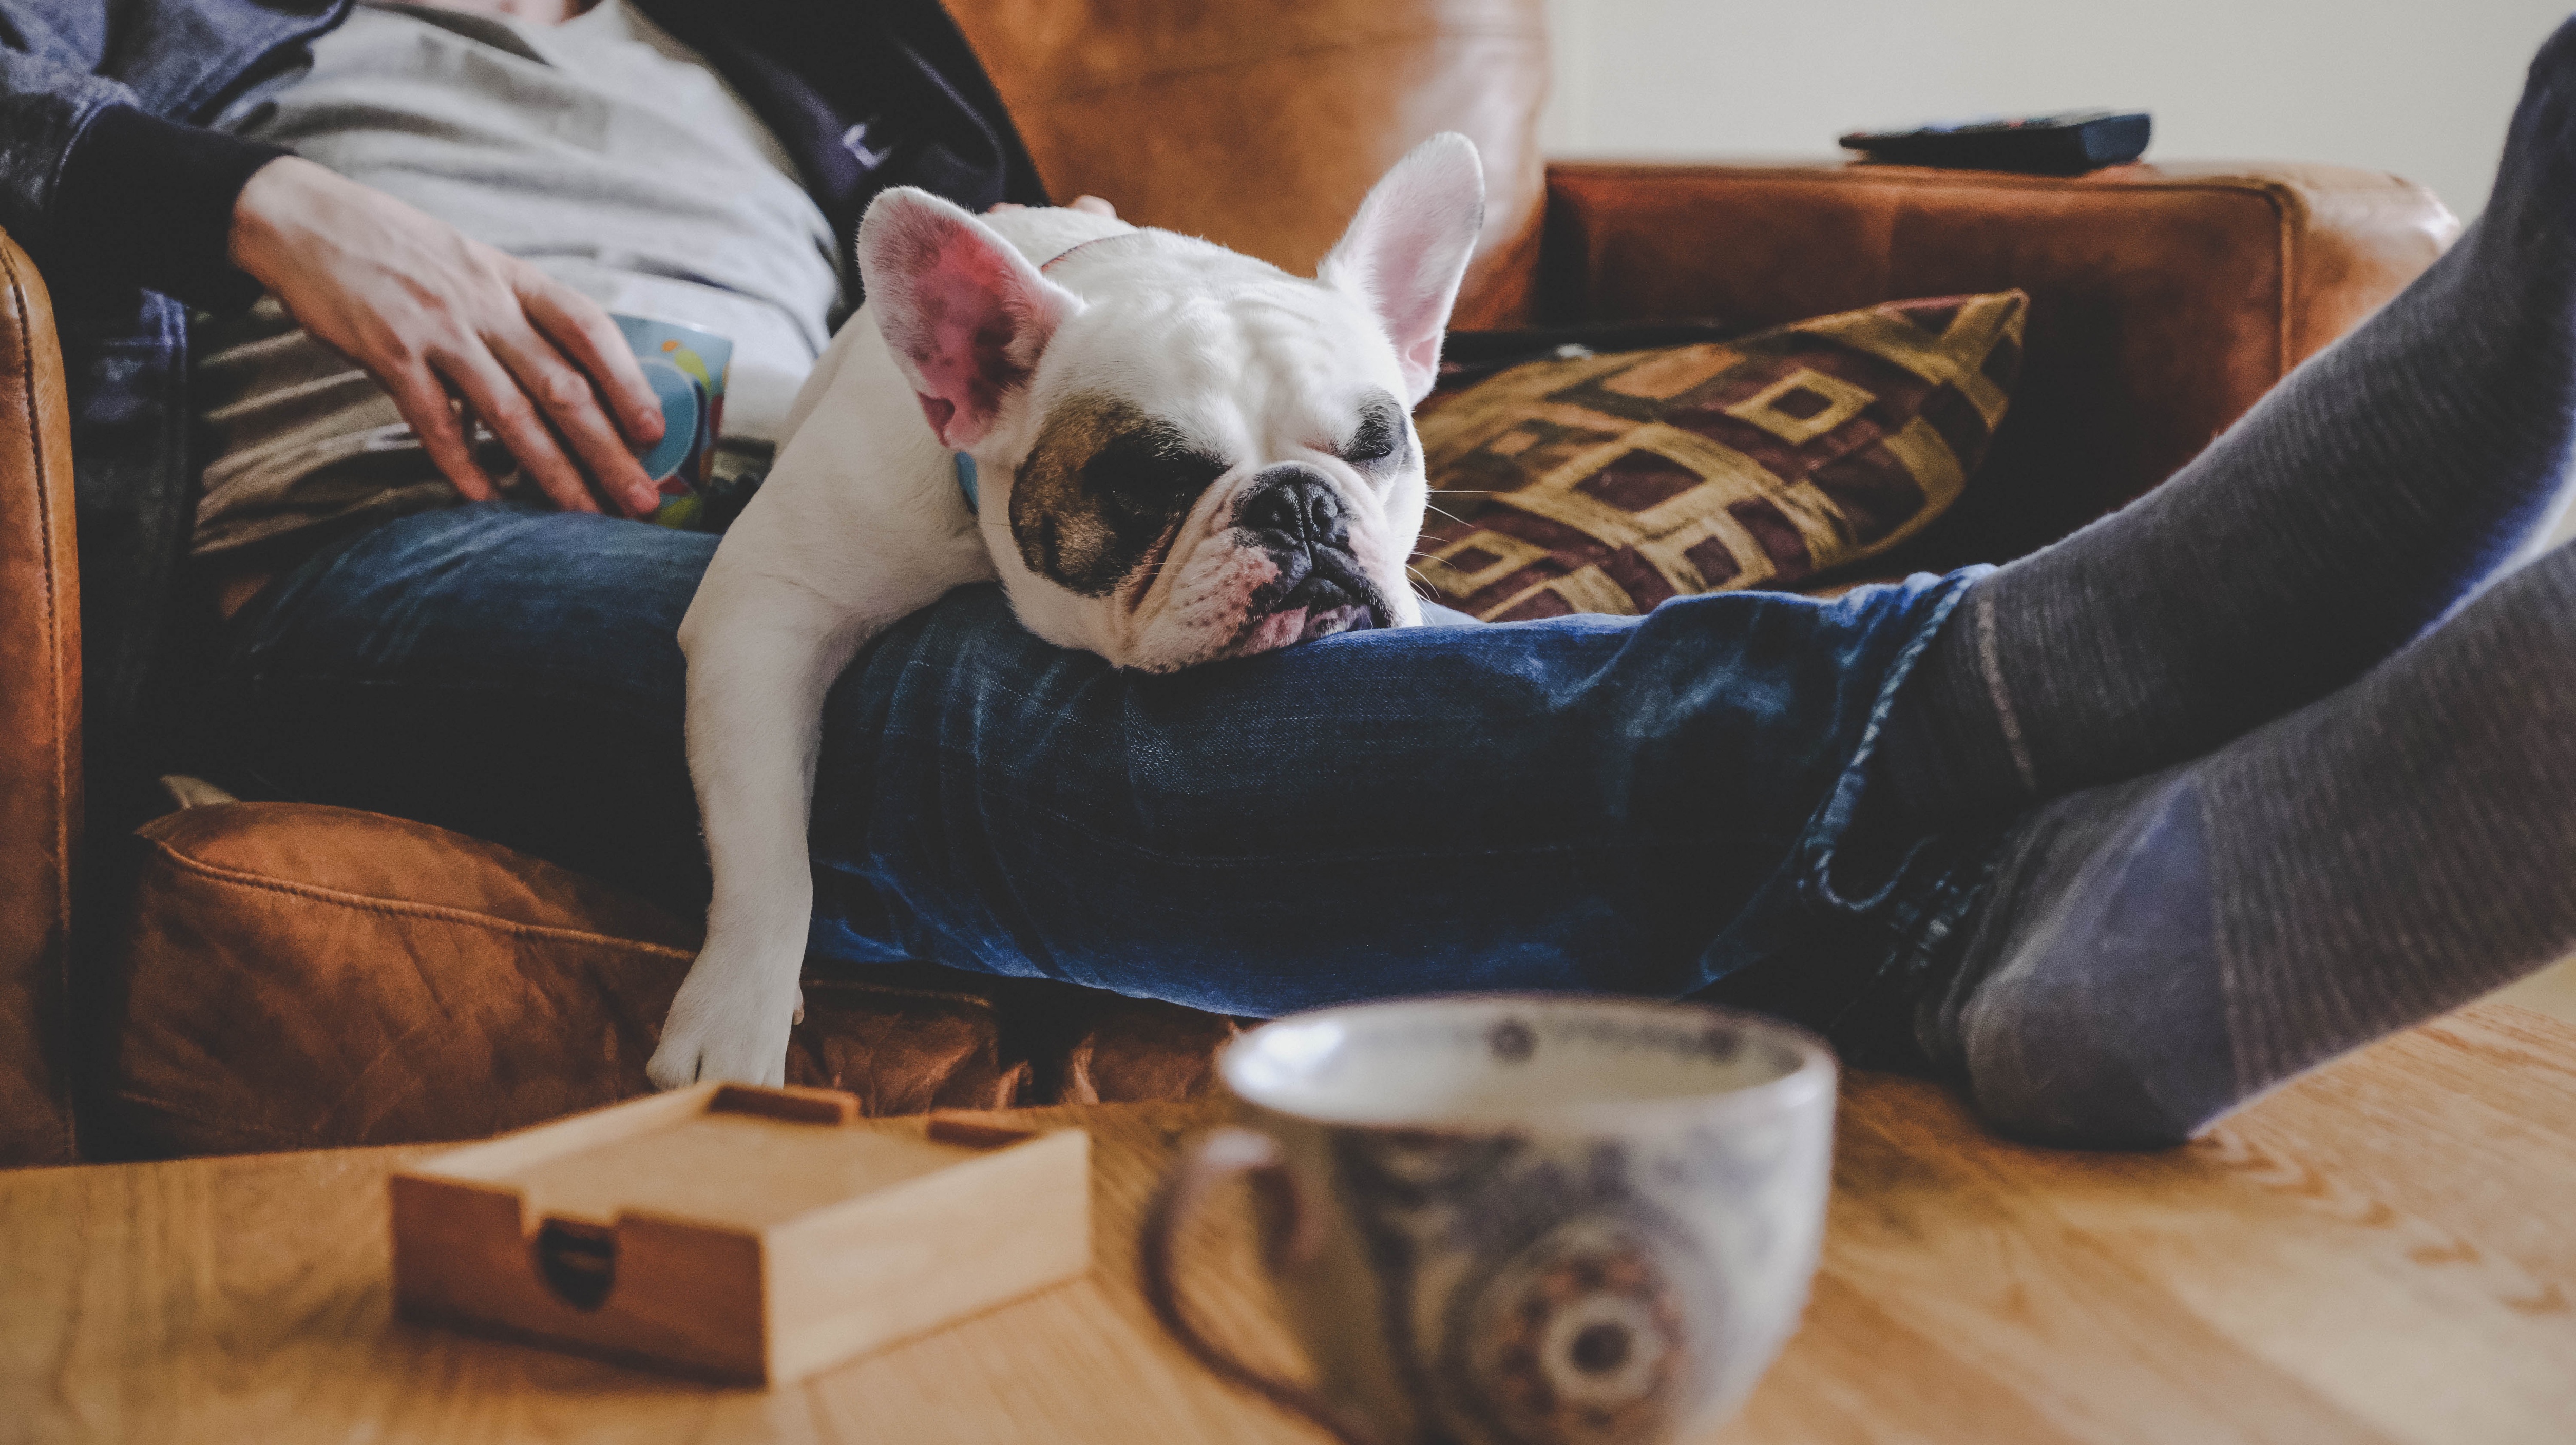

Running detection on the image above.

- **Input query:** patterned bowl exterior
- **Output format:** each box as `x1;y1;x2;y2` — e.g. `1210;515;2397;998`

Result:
1225;996;1837;1445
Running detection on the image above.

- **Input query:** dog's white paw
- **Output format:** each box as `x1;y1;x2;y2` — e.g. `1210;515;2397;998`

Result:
646;956;802;1090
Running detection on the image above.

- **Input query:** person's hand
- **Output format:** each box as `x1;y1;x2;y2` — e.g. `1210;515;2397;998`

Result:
987;195;1117;217
228;156;666;515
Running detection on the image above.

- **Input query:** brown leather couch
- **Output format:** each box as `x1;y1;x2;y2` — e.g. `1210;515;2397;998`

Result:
0;0;2459;1167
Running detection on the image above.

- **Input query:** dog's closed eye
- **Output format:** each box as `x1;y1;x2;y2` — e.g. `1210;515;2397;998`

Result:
1014;393;1231;595
1340;390;1408;468
1086;424;1230;526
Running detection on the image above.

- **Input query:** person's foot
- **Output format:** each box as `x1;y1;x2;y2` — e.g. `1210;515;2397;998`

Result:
1919;537;2576;1148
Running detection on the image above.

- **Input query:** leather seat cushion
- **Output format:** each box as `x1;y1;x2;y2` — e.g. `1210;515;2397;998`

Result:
103;803;1068;1156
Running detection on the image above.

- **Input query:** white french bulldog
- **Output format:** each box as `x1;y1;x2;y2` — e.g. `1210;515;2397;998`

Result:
646;134;1487;1088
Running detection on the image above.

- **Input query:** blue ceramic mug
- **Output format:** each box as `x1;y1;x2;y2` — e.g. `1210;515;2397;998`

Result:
612;314;732;529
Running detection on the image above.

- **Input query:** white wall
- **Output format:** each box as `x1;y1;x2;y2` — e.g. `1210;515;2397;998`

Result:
1541;0;2573;221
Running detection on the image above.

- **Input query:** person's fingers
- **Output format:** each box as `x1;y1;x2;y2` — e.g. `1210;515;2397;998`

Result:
985;201;1025;214
226;168;667;514
381;365;498;503
488;323;662;515
432;343;599;514
521;277;665;447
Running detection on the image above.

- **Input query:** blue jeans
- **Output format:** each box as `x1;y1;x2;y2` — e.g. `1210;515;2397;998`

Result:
200;503;1997;1045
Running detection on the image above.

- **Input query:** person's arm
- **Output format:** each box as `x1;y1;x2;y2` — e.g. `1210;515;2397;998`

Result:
0;28;287;309
2;25;664;512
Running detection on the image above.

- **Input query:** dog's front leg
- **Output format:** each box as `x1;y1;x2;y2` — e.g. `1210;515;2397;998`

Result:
647;588;867;1090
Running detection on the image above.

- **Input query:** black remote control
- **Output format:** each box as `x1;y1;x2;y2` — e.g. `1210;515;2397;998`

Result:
1838;111;2150;175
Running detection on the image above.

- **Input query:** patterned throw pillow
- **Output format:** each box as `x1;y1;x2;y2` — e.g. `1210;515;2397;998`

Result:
1413;292;2027;621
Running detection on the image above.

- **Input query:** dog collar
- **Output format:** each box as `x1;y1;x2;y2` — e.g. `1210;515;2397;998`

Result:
1040;235;1117;272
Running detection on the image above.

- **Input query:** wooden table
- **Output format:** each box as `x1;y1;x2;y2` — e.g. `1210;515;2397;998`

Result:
5;1001;2573;1445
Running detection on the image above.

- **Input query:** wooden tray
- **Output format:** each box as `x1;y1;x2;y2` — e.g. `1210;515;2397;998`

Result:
389;1083;1091;1384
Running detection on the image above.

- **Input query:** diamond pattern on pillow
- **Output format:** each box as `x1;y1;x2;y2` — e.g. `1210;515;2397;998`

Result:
1415;292;2027;620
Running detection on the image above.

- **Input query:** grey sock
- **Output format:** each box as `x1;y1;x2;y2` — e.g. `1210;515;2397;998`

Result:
1923;540;2576;1147
1883;18;2576;817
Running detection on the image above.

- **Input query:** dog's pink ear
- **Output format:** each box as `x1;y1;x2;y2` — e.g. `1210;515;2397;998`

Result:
856;188;1082;448
1318;133;1486;405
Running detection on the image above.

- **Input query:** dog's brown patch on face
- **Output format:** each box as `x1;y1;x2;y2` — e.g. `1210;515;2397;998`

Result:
1012;393;1232;596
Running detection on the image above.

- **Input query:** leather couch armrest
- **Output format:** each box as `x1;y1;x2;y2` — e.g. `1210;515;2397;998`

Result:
1539;159;2460;560
0;226;84;1165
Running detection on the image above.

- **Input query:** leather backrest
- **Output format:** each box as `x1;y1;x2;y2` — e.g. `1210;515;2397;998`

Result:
943;0;1550;327
1540;160;2461;566
0;229;83;1166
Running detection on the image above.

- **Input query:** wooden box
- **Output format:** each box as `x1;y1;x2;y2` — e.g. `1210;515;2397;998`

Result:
389;1083;1091;1384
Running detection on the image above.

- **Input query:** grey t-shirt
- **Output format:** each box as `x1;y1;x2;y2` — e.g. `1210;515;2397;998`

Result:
194;0;841;562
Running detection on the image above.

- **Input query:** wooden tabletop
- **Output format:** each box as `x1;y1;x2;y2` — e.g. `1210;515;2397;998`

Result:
4;1000;2572;1445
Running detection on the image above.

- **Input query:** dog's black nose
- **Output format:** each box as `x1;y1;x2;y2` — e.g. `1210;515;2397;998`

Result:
1236;465;1349;551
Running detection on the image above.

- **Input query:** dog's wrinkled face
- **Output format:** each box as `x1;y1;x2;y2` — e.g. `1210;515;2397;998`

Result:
857;134;1485;671
991;261;1429;670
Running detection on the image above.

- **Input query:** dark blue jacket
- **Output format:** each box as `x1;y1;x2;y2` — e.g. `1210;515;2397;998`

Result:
0;0;1044;824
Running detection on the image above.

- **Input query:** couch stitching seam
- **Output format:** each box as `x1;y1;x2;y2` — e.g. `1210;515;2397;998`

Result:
108;1087;328;1150
141;838;699;959
3;241;77;1161
2280;189;2298;377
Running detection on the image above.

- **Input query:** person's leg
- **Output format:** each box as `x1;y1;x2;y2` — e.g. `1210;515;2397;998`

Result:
199;503;716;905
203;499;1978;1022
1882;17;2576;818
1917;536;2576;1148
802;572;1974;1016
